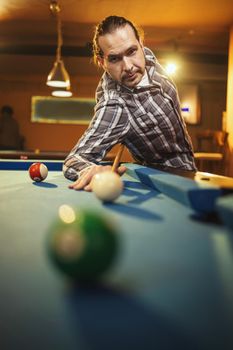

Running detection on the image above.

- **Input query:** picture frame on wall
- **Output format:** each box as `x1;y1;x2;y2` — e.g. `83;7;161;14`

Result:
178;84;201;125
31;96;95;125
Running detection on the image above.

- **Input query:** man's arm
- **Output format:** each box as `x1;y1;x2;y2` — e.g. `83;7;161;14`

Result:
63;100;129;190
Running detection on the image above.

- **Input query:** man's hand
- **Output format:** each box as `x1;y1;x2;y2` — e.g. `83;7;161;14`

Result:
68;164;127;191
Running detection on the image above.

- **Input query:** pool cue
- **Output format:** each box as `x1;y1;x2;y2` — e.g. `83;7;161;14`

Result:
111;144;125;172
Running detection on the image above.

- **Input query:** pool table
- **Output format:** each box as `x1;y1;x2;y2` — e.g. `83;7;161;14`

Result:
0;160;233;350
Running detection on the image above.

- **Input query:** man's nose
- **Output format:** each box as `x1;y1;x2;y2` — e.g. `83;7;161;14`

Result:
122;57;133;72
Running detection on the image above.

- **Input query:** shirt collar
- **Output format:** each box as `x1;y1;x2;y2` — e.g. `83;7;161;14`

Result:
136;70;150;87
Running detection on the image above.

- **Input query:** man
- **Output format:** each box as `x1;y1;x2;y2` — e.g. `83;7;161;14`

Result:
0;105;22;150
63;16;196;191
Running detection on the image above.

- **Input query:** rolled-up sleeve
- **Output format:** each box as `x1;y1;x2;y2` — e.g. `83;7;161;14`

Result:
63;99;129;181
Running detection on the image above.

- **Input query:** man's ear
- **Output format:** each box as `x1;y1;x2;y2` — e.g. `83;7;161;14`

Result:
97;56;104;68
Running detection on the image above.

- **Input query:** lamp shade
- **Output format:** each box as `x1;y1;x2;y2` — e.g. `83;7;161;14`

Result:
46;59;70;88
52;89;73;97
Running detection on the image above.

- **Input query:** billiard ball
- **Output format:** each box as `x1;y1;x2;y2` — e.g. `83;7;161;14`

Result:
29;162;48;182
47;208;118;281
91;171;124;202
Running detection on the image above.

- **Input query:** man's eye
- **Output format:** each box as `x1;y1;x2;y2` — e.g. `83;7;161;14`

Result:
127;48;137;56
108;56;121;63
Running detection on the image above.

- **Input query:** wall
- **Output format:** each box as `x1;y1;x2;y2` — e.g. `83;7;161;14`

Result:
185;81;227;150
226;25;233;176
0;74;98;152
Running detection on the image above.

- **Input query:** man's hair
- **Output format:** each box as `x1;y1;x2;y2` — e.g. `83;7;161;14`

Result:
92;15;144;65
1;105;13;115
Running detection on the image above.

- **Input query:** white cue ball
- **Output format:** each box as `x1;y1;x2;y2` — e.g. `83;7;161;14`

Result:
92;171;124;202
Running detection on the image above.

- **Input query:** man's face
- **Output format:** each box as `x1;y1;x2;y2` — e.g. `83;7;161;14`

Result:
98;24;146;88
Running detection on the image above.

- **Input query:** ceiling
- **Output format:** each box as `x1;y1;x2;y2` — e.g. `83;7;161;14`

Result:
0;0;233;77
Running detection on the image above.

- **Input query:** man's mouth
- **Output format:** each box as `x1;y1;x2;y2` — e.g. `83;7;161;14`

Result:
124;72;137;81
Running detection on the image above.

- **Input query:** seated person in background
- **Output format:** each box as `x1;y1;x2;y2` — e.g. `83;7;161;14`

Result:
0;105;23;150
63;16;197;191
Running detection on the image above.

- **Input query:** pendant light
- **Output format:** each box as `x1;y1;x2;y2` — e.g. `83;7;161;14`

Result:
46;0;71;89
52;88;73;97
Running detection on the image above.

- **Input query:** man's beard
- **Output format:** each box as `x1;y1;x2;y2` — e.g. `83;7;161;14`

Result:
122;69;143;87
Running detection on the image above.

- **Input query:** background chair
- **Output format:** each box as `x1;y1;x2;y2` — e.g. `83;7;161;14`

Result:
194;129;228;174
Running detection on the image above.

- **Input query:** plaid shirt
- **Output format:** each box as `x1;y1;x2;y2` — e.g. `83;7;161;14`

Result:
63;47;196;181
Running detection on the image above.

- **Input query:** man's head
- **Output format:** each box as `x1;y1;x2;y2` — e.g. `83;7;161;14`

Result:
93;16;146;88
1;105;13;117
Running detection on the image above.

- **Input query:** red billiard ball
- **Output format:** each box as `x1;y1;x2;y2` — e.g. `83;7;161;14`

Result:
29;162;48;182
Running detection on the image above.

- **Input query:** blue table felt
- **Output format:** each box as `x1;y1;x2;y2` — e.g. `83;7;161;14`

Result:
0;161;233;350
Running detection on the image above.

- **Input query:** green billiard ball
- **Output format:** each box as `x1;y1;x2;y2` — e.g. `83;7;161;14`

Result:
47;208;118;281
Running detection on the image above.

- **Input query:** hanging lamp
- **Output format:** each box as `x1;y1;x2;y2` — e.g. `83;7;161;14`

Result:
46;0;71;89
52;88;73;97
